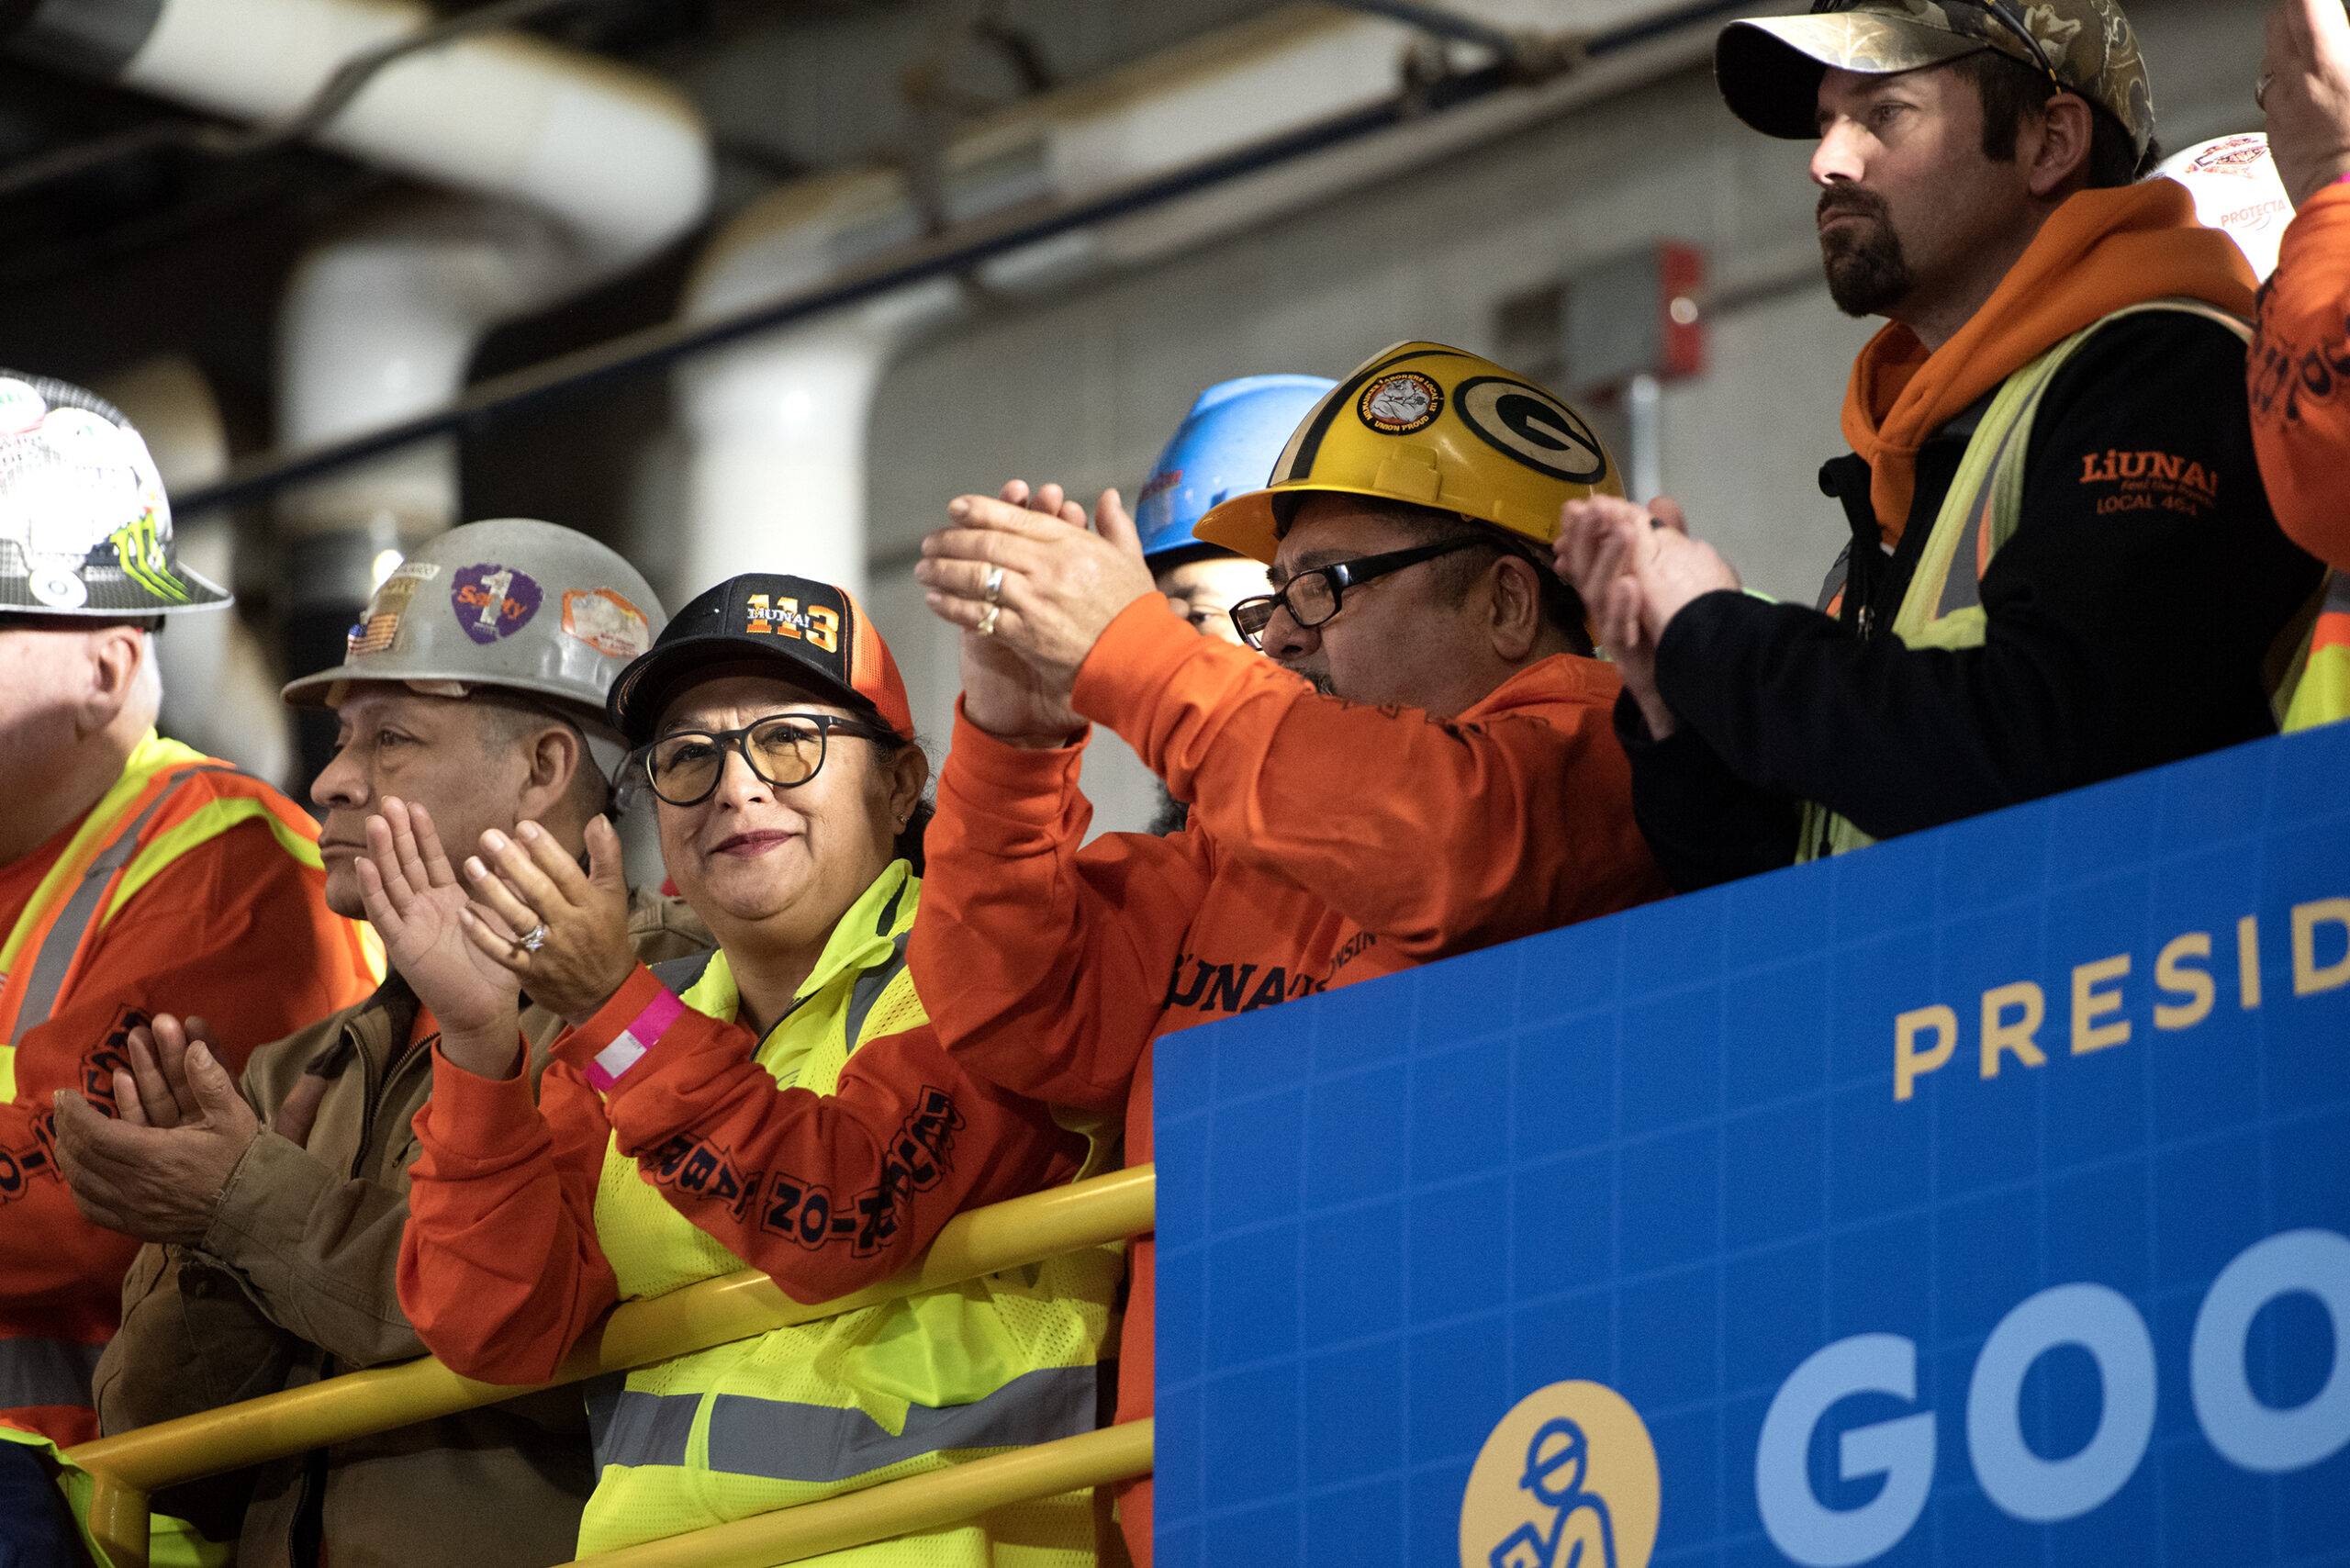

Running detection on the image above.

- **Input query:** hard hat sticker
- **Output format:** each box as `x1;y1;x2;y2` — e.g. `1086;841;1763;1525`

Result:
1138;466;1182;504
563;588;652;659
451;563;543;644
1460;1381;1660;1568
0;379;46;436
349;573;427;658
1456;376;1609;485
1358;371;1444;436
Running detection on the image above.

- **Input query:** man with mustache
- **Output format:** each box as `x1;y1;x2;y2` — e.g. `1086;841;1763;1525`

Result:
909;341;1670;1565
55;519;707;1568
1554;0;2322;885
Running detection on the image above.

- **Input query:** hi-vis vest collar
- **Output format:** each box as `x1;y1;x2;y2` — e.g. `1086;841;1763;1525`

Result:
1797;300;2276;863
0;731;321;1099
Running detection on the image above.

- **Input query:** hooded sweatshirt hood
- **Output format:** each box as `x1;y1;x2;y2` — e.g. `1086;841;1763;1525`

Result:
1840;178;2255;546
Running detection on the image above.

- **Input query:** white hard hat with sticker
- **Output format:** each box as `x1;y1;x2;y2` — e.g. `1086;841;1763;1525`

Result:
2155;133;2293;285
0;370;228;616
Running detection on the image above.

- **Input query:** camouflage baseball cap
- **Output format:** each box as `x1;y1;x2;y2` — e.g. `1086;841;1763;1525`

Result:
1717;1;2154;160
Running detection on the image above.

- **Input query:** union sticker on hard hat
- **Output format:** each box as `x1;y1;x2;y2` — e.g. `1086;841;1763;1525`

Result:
1455;376;1608;485
451;562;543;644
563;588;652;659
1357;371;1443;436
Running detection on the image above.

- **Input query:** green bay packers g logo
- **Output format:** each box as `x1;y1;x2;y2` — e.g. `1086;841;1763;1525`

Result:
1455;376;1609;484
1460;1380;1660;1568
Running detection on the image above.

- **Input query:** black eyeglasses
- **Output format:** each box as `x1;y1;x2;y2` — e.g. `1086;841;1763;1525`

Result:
1229;538;1485;649
634;713;894;806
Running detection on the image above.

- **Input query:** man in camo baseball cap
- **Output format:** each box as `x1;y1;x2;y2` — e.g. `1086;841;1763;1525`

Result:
1718;1;2155;166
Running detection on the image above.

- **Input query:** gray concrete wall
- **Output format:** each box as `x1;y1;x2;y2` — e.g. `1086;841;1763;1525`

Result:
859;0;2272;834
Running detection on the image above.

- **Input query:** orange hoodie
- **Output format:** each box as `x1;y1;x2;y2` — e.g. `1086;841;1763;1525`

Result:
912;600;1668;1565
2250;181;2350;570
1842;179;2257;547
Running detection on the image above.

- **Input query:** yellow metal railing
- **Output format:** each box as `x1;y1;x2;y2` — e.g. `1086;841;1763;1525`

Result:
64;1165;1156;1568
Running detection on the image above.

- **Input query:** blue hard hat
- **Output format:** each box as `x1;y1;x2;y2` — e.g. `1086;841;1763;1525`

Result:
1136;374;1337;564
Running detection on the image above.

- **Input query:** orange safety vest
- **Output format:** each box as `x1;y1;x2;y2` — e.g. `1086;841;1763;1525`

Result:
0;733;359;1079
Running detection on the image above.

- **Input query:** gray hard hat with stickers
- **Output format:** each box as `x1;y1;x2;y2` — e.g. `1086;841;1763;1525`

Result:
281;517;666;775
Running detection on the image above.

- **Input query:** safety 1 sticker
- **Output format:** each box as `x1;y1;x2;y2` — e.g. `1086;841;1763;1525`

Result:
564;587;652;659
452;562;542;644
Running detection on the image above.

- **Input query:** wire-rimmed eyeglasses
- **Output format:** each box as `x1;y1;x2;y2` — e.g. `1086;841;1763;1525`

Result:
633;712;894;807
1228;537;1484;649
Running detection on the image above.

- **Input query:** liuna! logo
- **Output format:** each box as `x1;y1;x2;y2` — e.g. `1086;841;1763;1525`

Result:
1460;1381;1660;1568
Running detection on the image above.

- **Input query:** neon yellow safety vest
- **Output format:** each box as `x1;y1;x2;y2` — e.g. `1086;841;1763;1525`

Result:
1797;300;2287;860
0;1426;226;1568
582;860;1122;1562
2282;571;2350;732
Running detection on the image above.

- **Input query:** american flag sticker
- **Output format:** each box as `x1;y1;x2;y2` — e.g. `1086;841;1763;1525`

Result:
346;611;400;656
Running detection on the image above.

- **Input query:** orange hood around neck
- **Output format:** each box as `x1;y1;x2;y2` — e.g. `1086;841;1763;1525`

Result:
1838;178;2255;547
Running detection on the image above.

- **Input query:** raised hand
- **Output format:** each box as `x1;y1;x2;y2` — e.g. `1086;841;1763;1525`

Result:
354;796;523;1078
2267;0;2350;206
915;479;1156;747
461;813;638;1029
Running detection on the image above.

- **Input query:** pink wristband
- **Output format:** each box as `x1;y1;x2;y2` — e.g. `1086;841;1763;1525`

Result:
585;988;685;1092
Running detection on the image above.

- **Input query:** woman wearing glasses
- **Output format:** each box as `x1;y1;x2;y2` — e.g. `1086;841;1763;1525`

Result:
366;573;1119;1564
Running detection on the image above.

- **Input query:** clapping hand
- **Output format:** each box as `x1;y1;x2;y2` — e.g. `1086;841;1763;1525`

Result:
2266;0;2350;207
354;797;524;1079
914;479;1156;747
52;1014;263;1246
459;814;637;1030
1552;494;1740;741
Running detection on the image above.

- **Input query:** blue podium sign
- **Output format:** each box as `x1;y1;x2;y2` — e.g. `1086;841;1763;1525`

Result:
1154;724;2350;1567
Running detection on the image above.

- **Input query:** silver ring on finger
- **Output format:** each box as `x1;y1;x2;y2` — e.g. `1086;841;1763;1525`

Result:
976;602;1001;636
983;564;1005;606
518;923;550;953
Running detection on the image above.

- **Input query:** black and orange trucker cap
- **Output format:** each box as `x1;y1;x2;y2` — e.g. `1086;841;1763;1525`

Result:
606;573;913;745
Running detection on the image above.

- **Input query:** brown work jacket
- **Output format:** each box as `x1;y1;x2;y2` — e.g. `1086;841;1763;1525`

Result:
93;887;711;1568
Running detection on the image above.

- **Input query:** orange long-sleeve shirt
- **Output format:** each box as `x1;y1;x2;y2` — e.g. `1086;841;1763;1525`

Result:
397;964;1087;1385
0;762;375;1446
912;598;1667;1562
2252;181;2350;570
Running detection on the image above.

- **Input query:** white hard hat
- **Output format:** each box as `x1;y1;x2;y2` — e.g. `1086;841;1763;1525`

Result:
0;371;229;616
2155;133;2292;285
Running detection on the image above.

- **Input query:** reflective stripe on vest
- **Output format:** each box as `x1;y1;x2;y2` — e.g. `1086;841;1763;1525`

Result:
579;860;1118;1561
0;735;241;1100
588;1362;1102;1481
1797;300;2257;863
0;1337;103;1412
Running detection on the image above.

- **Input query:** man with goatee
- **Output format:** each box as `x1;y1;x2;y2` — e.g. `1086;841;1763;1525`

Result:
1553;0;2322;887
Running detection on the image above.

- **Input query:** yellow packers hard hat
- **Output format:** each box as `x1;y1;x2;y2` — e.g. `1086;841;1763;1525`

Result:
1193;341;1622;563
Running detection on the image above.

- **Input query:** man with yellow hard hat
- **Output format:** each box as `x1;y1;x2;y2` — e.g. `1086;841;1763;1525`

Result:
908;340;1668;1566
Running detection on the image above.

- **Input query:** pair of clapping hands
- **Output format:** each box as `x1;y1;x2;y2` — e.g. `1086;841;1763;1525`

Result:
51;803;637;1248
913;480;1159;749
352;800;640;1080
1552;495;1744;742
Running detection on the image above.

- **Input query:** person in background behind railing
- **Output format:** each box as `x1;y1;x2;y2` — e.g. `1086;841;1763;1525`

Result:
907;341;1670;1567
1133;373;1336;834
56;520;708;1568
1555;0;2322;889
0;370;377;1568
2251;0;2350;728
381;573;1122;1565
